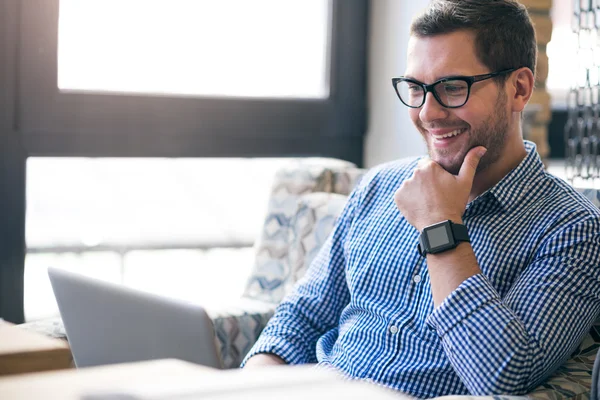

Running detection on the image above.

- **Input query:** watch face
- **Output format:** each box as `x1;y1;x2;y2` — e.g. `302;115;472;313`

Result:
427;225;450;248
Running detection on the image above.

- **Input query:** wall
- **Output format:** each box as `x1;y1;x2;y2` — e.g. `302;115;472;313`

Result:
521;0;553;159
364;0;429;168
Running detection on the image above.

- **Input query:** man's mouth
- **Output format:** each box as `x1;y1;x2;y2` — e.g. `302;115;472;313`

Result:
431;128;467;141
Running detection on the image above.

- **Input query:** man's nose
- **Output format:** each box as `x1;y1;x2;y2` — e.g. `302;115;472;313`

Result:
419;92;449;123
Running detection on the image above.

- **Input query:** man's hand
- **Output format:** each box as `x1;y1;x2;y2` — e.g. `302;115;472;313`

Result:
243;353;287;368
394;146;487;231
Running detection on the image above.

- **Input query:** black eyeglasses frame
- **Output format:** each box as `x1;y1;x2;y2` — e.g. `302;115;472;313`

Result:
391;67;519;109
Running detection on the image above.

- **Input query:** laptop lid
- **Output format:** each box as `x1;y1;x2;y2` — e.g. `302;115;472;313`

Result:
48;267;222;369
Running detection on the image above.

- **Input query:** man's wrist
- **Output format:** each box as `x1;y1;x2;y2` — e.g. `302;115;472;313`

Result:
417;219;470;258
243;353;286;368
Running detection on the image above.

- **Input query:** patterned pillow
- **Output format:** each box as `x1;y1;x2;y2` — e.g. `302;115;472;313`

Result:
207;298;276;369
243;158;357;304
331;168;366;196
286;192;349;296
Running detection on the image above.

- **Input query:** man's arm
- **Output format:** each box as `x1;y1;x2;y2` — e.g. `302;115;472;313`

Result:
241;186;363;368
394;147;488;306
425;219;600;394
394;147;600;394
426;234;479;308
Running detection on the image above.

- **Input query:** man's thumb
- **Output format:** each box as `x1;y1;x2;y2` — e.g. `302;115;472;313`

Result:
459;146;487;181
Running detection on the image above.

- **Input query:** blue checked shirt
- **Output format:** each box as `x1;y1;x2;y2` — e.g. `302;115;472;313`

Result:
243;142;600;398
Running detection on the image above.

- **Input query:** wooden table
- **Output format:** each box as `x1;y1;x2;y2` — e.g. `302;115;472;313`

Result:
0;358;409;400
0;359;216;400
0;321;72;376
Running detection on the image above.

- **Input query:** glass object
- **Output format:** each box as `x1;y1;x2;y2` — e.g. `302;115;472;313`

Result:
58;0;331;99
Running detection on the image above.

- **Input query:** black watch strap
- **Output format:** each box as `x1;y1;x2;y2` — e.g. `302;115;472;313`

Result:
452;222;469;243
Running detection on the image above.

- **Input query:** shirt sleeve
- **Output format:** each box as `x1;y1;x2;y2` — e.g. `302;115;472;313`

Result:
426;215;600;395
241;186;362;367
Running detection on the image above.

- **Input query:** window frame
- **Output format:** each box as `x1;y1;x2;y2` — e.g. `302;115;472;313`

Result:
18;0;369;164
0;0;26;323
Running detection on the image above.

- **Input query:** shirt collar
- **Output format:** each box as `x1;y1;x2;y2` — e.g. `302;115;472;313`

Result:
466;140;545;215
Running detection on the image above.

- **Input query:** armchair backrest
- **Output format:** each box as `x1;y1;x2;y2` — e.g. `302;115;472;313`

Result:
242;158;365;304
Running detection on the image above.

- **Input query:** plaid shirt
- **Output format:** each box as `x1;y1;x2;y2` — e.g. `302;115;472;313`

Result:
243;141;600;397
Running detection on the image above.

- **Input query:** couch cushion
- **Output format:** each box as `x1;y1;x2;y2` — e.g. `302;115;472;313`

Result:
243;158;359;304
208;298;276;369
331;168;366;196
286;192;349;296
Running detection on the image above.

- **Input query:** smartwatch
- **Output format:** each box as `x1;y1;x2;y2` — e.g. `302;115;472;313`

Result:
417;220;470;257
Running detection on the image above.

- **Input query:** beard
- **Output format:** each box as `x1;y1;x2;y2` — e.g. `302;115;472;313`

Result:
421;90;509;175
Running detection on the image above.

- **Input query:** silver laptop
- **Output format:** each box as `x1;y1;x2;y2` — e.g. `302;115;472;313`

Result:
48;267;222;369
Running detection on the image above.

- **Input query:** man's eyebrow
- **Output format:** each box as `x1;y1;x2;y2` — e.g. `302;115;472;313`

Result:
402;74;467;83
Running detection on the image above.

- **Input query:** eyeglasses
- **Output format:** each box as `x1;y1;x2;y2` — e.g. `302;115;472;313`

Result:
391;68;518;109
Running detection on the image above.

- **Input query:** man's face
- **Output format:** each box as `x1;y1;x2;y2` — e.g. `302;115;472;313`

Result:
405;30;510;175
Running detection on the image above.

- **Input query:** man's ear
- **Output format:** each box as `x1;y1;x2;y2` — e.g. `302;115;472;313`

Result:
510;67;535;113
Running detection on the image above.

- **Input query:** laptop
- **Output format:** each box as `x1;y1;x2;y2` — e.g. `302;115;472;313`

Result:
48;267;222;369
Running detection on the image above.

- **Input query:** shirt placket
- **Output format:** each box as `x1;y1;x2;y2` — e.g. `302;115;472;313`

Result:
375;255;427;377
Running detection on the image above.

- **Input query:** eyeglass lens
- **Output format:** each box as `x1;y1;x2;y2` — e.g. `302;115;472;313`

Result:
396;80;469;108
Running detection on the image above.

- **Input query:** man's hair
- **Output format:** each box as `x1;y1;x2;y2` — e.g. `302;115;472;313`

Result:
410;0;537;82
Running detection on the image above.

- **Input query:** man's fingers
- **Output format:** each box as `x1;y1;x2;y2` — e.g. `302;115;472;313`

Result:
458;146;487;182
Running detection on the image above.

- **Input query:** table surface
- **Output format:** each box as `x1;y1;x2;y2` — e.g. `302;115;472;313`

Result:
0;322;69;355
0;359;411;400
0;321;72;376
0;358;215;400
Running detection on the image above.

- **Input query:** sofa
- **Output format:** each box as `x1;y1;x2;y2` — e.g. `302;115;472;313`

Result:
20;157;600;399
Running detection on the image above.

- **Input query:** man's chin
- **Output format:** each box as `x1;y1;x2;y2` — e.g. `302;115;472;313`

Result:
440;162;461;176
431;156;462;175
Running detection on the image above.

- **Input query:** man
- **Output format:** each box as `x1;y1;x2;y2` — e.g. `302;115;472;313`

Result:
242;0;600;397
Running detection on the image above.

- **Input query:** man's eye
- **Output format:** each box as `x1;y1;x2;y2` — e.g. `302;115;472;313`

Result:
442;83;467;94
408;85;421;92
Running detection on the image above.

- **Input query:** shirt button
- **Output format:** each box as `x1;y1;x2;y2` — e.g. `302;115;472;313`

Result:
413;274;422;283
389;325;399;334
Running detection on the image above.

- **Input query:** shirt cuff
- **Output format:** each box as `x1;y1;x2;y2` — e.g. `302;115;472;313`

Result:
240;334;314;368
426;273;501;337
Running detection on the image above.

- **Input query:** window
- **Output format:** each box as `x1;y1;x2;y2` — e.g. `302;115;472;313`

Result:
0;0;368;323
547;0;577;109
25;156;287;320
58;0;330;99
18;0;367;163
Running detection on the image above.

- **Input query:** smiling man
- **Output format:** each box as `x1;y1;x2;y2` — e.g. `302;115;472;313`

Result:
242;0;600;397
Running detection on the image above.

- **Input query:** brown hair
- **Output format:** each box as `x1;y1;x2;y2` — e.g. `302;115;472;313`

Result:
410;0;537;83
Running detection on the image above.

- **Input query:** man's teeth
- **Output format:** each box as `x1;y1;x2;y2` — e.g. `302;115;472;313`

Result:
435;129;465;139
